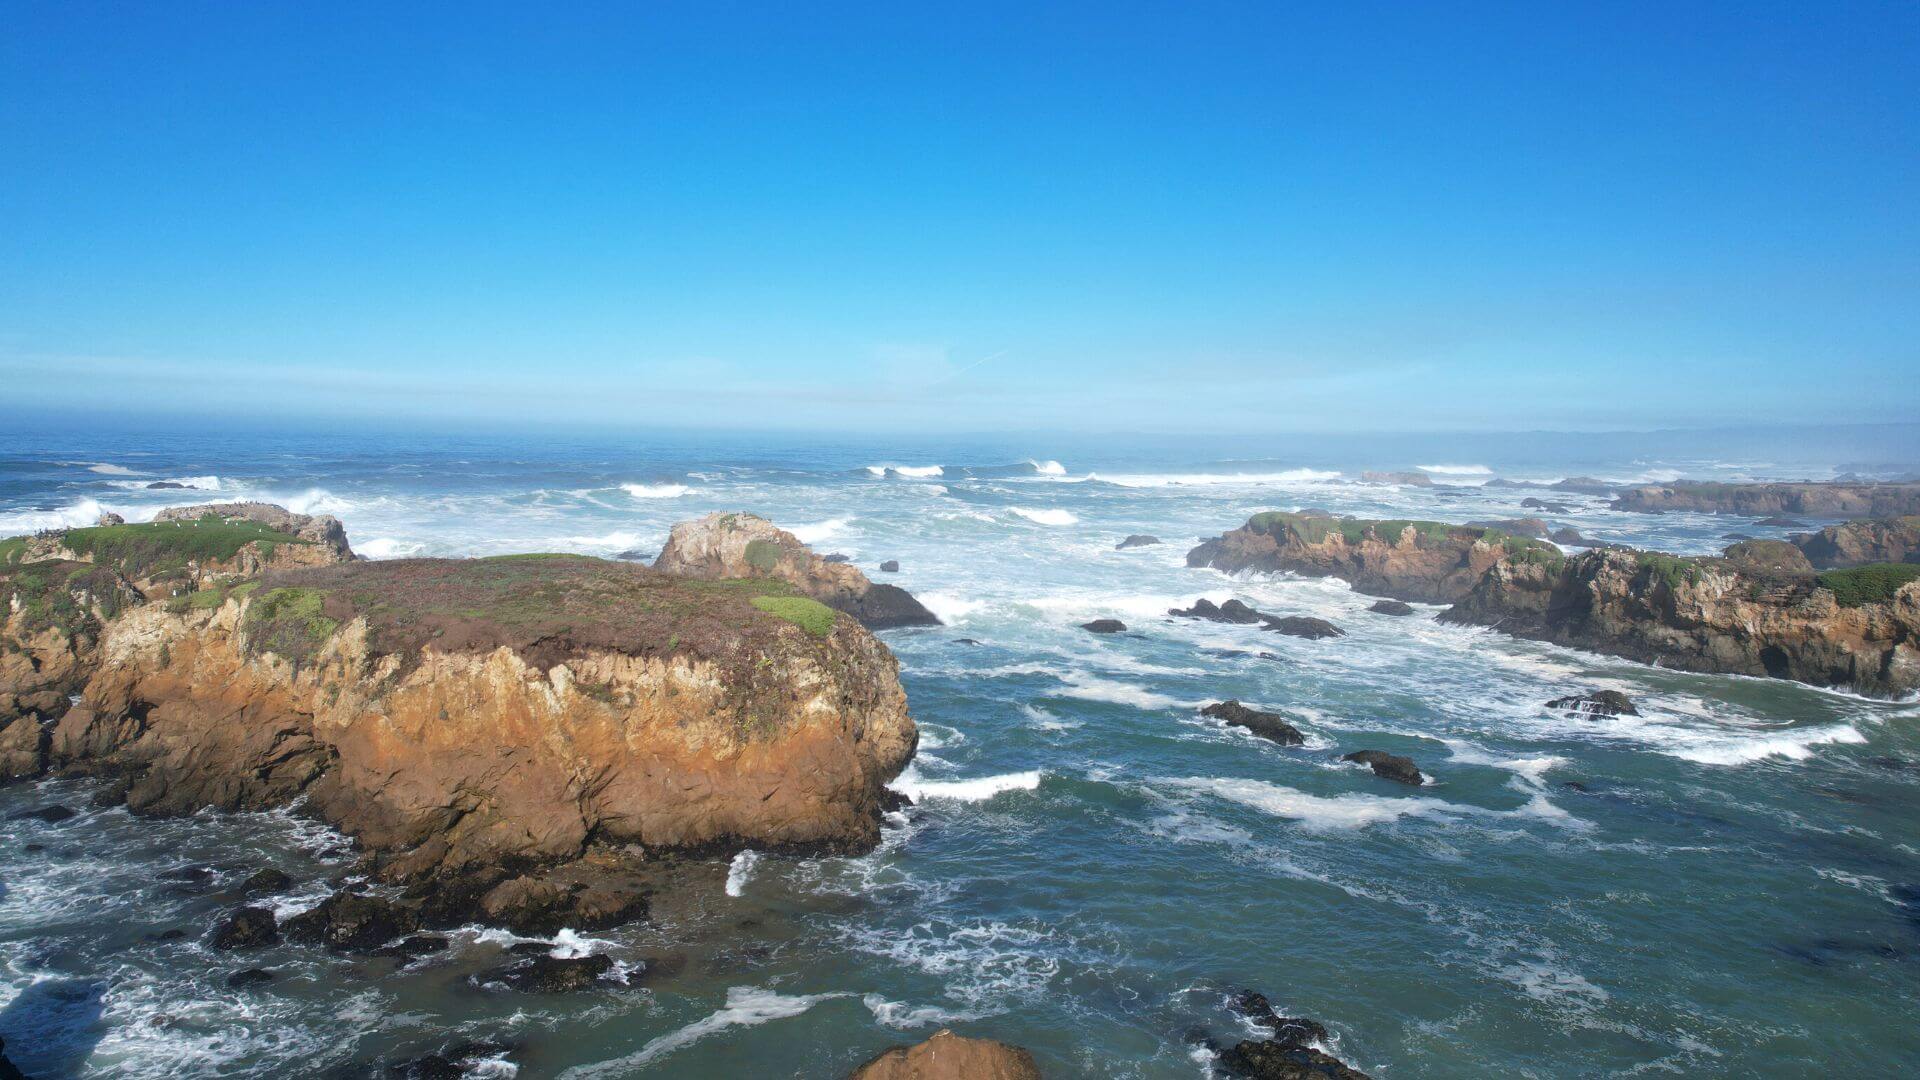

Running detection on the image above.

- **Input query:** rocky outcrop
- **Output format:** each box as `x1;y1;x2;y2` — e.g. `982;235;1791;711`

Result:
654;513;938;630
153;501;355;560
1359;471;1431;486
1187;512;1560;604
1721;539;1813;576
1467;518;1549;539
1546;691;1638;717
1265;616;1344;640
47;554;917;926
1610;482;1920;517
1081;619;1127;634
1169;598;1342;639
1219;990;1371;1079
1367;600;1414;616
1116;534;1161;549
1792;517;1920;569
1549;528;1587;546
849;1029;1042;1080
1201;701;1304;745
1439;547;1920;698
1343;750;1423;785
1;560;144;779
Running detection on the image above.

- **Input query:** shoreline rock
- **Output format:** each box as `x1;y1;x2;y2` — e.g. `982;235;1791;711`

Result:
1792;517;1920;569
1610;481;1920;517
849;1029;1041;1080
1342;750;1424;785
1201;701;1304;746
1116;534;1161;549
654;513;939;630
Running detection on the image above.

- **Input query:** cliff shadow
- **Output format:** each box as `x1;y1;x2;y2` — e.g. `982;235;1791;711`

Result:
0;978;107;1078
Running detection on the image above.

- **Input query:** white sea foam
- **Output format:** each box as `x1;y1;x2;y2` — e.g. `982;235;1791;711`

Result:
558;529;646;551
108;474;223;491
1169;776;1453;829
726;850;759;897
1054;671;1188;711
1664;723;1867;765
86;463;142;475
791;518;850;544
1096;468;1340;488
0;498;116;533
867;463;944;478
1021;704;1081;730
559;987;849;1077
620;482;691;499
861;994;980;1030
1416;464;1493;475
1011;507;1078;525
917;592;986;623
894;765;1042;803
357;537;426;559
1028;459;1067;476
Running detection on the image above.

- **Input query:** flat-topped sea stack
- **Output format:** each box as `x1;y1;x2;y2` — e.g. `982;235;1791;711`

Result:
1440;548;1920;697
3;502;354;598
1610;481;1920;517
1186;511;1561;604
655;512;940;629
4;505;919;929
1791;517;1920;569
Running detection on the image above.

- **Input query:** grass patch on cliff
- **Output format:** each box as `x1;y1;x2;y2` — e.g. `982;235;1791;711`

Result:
1634;552;1704;590
245;586;340;660
58;519;308;578
0;537;28;567
1;560;131;635
744;538;783;573
750;595;837;636
1245;511;1559;559
1818;563;1920;606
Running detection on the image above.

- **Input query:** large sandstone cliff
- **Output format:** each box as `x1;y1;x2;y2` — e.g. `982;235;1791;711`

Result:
1185;511;1559;604
1438;548;1920;697
48;556;915;922
656;512;940;629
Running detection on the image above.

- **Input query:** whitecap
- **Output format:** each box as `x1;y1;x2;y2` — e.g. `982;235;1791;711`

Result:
791;518;850;544
894;765;1042;803
1027;459;1067;476
861;994;980;1030
1053;671;1188;711
0;498;116;533
558;987;849;1077
357;537;426;559
1416;464;1493;476
1011;507;1078;526
1665;723;1867;765
85;463;142;476
1095;468;1340;488
621;482;691;499
725;850;759;897
867;464;944;478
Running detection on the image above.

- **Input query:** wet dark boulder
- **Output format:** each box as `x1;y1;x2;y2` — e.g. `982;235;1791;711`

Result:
146;480;189;490
9;804;75;823
242;868;294;895
1170;598;1267;624
1262;616;1344;640
1547;690;1639;717
1367;600;1415;617
1549;527;1586;545
1229;990;1333;1049
1116;534;1162;549
479;952;614;992
840;582;938;628
210;906;280;950
282;891;419;953
1468;518;1550;539
384;1042;515;1080
1219;1039;1372;1079
878;560;900;573
1342;750;1424;786
821;553;851;564
373;935;450;961
226;967;277;988
0;1037;28;1080
1201;701;1305;746
1721;532;1755;541
1521;498;1573;513
1081;619;1127;634
1552;477;1617;495
92;778;131;807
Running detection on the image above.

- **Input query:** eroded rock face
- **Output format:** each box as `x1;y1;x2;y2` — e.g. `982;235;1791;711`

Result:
1610;482;1920;517
1440;548;1920;698
49;556;918;923
655;513;939;629
849;1029;1042;1080
1793;517;1920;569
1;560;143;780
1721;539;1813;576
1187;513;1556;605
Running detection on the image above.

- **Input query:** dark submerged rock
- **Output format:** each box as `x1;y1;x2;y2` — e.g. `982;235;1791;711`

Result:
210;906;280;950
1202;701;1305;746
1116;534;1162;549
9;804;75;823
242;867;294;895
1081;618;1128;634
1549;528;1586;545
479;952;614;992
878;560;900;573
92;778;131;807
0;1037;28;1080
1342;750;1424;785
1220;990;1370;1079
373;935;450;961
1263;616;1344;640
384;1042;516;1080
1367;600;1415;617
1755;516;1810;528
281;891;419;953
1170;598;1266;624
226;967;277;988
1521;498;1572;513
1546;690;1639;717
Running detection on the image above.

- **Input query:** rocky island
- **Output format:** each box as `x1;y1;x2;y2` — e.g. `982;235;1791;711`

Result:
1191;510;1920;697
4;505;918;934
1609;480;1920;517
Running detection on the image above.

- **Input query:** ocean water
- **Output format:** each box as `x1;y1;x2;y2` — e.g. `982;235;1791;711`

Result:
3;425;1919;1078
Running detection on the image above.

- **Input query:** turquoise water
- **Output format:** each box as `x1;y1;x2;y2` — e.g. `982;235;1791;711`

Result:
2;429;1917;1077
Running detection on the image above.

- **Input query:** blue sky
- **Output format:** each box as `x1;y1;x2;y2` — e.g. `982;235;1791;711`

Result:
2;2;1915;434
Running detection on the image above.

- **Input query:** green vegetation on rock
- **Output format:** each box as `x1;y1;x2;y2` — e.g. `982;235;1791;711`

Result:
1817;563;1920;607
744;538;783;573
1635;552;1704;590
0;536;28;567
56;518;308;578
1245;511;1559;558
246;586;340;660
1;560;129;635
750;594;837;637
